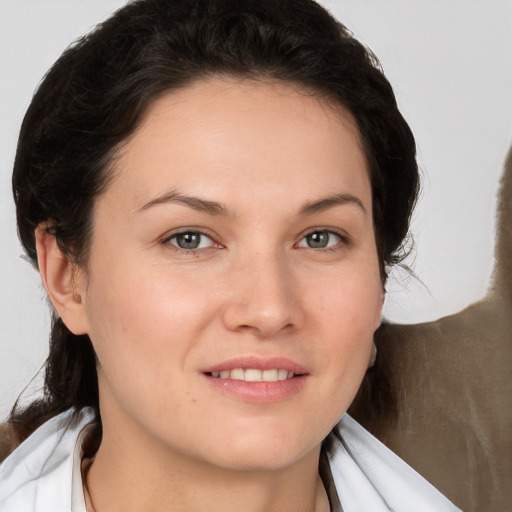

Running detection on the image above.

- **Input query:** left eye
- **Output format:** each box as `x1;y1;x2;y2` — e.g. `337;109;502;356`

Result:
167;231;215;250
297;230;342;249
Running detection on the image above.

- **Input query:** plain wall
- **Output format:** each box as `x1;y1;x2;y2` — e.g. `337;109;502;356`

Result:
1;0;511;420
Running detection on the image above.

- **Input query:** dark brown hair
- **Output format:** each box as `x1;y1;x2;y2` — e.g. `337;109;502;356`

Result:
7;0;419;507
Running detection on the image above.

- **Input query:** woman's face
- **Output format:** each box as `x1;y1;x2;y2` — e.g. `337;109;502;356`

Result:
76;78;383;471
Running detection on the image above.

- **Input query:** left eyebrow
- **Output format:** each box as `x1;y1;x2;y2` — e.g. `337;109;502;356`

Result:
299;193;367;216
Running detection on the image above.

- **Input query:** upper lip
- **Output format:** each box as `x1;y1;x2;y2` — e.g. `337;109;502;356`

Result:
201;355;308;374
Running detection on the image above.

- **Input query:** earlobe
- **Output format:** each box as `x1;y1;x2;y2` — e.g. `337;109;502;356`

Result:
35;224;88;335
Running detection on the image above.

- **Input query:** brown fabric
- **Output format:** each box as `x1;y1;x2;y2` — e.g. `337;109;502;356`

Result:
350;146;512;512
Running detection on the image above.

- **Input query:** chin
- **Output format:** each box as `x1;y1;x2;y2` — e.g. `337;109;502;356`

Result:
196;423;323;472
208;445;315;473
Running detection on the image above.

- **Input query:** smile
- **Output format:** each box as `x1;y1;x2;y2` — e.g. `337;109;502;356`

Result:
202;356;308;402
208;368;296;382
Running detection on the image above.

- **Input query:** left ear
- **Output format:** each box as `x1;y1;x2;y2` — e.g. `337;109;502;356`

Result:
35;224;89;335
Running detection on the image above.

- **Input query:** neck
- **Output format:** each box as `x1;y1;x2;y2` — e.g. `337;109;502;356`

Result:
85;413;329;512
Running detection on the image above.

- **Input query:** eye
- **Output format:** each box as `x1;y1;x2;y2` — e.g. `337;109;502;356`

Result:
166;231;215;251
297;230;343;249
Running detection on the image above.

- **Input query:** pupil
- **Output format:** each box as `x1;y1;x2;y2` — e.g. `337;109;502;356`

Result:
307;231;328;248
177;232;200;249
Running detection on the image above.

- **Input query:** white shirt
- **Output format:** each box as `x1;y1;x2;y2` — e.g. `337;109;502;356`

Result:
0;408;461;511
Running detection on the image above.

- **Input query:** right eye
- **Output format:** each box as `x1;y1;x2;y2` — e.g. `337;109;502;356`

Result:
296;229;345;250
166;231;216;251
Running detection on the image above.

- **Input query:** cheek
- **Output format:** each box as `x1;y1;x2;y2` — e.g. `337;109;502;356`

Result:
82;264;215;428
310;267;381;390
313;267;382;334
82;260;213;379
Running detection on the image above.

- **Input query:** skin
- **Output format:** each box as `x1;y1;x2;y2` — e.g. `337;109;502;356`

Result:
36;78;383;512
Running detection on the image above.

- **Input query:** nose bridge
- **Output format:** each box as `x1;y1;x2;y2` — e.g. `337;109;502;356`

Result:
222;245;301;336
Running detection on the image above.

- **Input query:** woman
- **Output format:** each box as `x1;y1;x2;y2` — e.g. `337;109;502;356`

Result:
0;0;461;510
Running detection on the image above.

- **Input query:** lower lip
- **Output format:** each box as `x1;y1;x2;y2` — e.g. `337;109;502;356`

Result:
203;374;308;403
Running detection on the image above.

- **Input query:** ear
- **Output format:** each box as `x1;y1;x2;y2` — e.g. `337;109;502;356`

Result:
35;224;89;335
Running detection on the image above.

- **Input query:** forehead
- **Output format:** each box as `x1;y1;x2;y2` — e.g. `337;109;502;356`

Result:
103;77;371;213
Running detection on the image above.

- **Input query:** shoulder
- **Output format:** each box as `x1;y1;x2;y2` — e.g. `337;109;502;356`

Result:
330;414;462;512
0;408;95;511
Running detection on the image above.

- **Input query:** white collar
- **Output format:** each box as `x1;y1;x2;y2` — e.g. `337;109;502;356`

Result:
0;409;461;512
333;414;461;511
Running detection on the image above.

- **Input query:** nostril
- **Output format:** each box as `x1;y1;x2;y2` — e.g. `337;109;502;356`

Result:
221;298;301;338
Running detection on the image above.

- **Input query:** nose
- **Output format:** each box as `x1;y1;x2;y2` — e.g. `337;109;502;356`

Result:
221;251;303;338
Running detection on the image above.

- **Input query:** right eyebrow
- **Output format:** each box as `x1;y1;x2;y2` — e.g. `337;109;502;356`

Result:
135;189;233;217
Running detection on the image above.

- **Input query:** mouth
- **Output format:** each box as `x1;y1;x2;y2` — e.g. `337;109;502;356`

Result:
202;357;308;402
205;368;300;382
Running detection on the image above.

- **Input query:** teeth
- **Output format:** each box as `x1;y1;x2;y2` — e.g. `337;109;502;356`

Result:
278;369;288;380
245;369;262;382
230;368;245;381
262;369;278;382
212;368;296;382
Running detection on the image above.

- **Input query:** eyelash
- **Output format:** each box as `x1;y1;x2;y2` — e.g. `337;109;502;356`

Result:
160;228;350;255
161;229;220;254
296;228;350;252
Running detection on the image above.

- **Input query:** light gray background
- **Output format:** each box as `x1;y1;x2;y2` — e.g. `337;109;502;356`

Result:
1;0;511;420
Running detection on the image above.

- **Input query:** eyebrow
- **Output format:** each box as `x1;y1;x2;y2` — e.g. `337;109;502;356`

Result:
136;189;365;217
299;193;367;216
136;189;232;216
